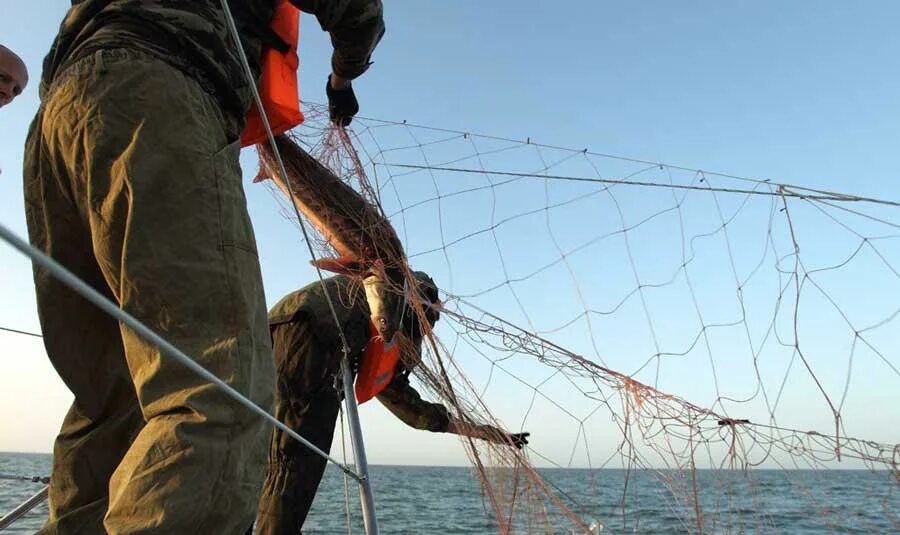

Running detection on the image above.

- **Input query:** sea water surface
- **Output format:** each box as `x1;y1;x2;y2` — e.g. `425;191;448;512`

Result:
2;453;896;533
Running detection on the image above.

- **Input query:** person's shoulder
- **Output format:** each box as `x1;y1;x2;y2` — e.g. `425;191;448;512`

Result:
267;275;357;320
268;289;305;325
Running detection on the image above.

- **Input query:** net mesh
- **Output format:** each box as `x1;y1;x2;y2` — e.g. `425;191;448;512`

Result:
263;104;899;533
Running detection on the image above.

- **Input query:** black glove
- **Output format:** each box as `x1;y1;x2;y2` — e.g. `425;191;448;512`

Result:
509;432;530;449
326;75;359;127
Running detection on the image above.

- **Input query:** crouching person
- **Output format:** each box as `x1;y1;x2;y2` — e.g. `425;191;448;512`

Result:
255;271;529;534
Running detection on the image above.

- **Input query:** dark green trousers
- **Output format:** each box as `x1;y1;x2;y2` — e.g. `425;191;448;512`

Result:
255;319;344;535
24;49;275;534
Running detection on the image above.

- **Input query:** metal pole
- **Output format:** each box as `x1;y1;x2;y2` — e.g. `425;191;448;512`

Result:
340;357;380;535
0;485;49;531
0;222;361;482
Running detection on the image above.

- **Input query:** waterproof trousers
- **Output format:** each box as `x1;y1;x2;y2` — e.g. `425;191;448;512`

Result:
23;49;275;534
255;319;343;535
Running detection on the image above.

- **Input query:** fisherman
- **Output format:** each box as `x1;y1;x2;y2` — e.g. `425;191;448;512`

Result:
0;45;27;108
24;1;384;533
255;271;530;534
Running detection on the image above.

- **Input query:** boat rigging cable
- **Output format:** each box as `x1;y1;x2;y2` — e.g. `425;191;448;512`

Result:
0;223;359;482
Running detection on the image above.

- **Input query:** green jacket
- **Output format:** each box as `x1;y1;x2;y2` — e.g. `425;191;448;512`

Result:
270;276;451;432
41;0;384;127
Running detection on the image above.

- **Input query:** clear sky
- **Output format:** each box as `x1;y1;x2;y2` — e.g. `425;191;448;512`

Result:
1;1;898;468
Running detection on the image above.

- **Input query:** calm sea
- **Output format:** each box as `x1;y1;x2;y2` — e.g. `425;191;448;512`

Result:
1;452;896;533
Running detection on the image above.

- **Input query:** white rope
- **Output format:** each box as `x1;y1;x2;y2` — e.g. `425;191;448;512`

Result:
0;222;361;483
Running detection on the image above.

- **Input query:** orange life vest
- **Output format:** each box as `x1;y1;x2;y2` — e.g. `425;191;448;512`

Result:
355;322;402;404
240;0;304;147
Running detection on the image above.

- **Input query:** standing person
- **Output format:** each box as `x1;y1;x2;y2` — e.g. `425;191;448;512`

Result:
0;44;28;108
255;272;529;534
23;1;384;533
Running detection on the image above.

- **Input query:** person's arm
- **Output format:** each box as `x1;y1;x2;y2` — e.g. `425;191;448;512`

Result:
446;420;530;449
290;0;385;82
376;373;529;449
290;0;384;125
375;373;451;432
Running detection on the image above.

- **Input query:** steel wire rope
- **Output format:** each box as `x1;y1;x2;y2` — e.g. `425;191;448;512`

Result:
353;114;899;207
0;486;49;531
0;326;41;338
377;164;900;207
0;222;361;481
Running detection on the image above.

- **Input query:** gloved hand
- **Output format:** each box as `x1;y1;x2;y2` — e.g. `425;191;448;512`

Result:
508;432;530;449
326;75;359;127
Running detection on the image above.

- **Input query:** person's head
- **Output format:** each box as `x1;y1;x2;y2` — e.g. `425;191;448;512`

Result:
0;45;28;108
395;272;440;369
399;271;440;342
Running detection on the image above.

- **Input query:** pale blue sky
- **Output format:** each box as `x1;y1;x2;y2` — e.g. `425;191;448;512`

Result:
1;2;898;468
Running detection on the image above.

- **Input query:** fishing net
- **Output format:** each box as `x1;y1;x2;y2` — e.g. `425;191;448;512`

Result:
258;104;899;533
